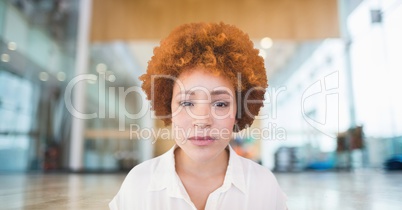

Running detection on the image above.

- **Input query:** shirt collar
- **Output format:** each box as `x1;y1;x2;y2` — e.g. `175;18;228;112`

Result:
147;144;246;194
147;145;178;192
225;145;246;193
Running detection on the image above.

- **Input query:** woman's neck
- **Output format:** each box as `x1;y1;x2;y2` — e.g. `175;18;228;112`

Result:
174;147;229;178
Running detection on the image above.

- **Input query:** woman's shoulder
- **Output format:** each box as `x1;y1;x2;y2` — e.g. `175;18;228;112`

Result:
235;154;287;207
125;152;166;179
237;154;275;177
235;154;282;189
109;151;172;209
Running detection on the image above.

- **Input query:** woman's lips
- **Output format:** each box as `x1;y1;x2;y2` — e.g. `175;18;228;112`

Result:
188;136;216;146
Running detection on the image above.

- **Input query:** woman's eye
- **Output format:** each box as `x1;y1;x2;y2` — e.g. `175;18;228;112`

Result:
214;102;228;107
179;101;194;107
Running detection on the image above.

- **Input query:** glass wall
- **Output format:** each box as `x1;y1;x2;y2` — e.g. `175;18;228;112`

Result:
82;41;154;171
0;0;78;171
261;0;402;169
347;0;402;167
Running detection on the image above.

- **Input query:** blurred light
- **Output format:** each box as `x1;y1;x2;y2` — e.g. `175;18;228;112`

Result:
259;49;267;59
96;63;107;73
8;42;17;51
57;72;66;81
39;72;49;81
108;74;116;82
260;37;273;49
1;53;10;62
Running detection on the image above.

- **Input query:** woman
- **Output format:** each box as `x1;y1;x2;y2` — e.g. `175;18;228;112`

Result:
109;22;287;210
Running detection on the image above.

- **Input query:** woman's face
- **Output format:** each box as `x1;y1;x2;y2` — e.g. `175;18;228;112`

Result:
171;68;237;163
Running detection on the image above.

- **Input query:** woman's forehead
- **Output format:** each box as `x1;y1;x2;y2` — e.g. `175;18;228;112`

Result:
174;68;234;90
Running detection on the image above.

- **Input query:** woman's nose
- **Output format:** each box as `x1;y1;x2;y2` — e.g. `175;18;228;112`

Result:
190;104;212;126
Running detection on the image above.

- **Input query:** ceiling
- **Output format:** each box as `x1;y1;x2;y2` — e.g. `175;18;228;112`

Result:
89;0;339;87
90;0;339;41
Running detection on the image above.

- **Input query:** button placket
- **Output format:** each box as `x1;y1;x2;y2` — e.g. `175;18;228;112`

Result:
205;192;218;210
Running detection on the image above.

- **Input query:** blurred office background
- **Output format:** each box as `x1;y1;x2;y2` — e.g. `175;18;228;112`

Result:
0;0;401;174
2;0;402;209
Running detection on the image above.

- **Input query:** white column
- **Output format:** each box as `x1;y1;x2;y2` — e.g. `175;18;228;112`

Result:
338;0;356;127
69;0;92;171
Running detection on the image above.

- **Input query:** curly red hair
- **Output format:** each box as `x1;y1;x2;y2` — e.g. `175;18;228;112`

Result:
139;22;268;132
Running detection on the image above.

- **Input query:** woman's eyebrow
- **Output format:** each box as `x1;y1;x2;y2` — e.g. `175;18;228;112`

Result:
175;90;233;97
210;90;233;96
175;90;195;97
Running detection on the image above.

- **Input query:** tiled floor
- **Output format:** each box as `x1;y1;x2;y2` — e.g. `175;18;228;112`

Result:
0;169;401;210
0;173;123;210
276;169;402;210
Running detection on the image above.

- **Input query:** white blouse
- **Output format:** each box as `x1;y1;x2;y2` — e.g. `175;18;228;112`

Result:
109;145;287;210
